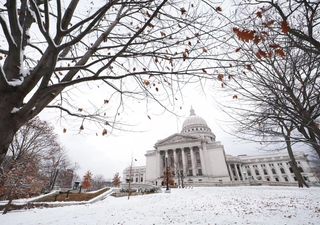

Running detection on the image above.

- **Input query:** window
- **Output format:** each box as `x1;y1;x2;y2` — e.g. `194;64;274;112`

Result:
198;169;202;176
136;177;138;182
280;168;285;174
272;168;276;174
266;178;270;181
255;169;260;176
141;177;143;182
263;169;268;175
188;170;193;176
284;177;288;182
247;170;251;176
275;177;279;182
289;167;293;173
294;177;297;181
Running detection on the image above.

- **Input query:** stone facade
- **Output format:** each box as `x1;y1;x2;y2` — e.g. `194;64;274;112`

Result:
123;166;146;184
226;153;317;183
123;108;319;186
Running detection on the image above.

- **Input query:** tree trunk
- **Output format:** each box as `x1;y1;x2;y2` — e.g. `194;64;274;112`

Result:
0;92;24;166
284;136;309;188
3;198;13;214
0;120;18;166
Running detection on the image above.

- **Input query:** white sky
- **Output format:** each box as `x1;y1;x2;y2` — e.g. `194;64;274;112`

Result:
39;82;262;180
28;0;277;180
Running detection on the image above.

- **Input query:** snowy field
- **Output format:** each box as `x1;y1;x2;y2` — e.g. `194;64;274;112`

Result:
1;186;320;225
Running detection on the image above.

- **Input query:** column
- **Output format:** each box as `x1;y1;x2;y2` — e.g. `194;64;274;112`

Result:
237;164;243;180
190;147;196;176
274;164;284;182
199;146;207;175
283;163;294;182
256;164;263;179
266;164;274;181
234;164;240;181
181;148;186;176
228;164;234;181
156;150;161;178
173;149;177;174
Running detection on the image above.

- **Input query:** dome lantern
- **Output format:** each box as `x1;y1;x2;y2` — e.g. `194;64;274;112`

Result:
181;107;216;141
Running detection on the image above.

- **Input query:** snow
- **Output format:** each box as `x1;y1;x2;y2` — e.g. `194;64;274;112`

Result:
7;77;23;86
10;107;21;113
20;67;30;77
0;191;59;206
1;186;320;225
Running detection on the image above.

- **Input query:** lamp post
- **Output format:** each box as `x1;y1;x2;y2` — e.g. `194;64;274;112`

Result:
165;156;170;193
128;158;137;200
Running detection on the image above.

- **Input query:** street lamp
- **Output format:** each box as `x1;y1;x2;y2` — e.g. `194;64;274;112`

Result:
128;158;137;200
165;156;171;193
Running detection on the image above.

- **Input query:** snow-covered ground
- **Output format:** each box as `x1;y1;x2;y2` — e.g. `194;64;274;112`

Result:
1;186;320;225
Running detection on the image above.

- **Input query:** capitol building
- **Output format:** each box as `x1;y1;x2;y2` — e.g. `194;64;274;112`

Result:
123;108;319;186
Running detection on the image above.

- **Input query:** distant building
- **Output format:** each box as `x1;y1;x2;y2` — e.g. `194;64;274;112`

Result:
123;166;146;184
123;108;319;186
226;153;316;183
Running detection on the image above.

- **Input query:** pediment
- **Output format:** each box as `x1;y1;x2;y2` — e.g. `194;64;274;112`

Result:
155;133;200;147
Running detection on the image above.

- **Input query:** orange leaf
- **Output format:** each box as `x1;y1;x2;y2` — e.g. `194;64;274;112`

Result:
269;44;280;49
281;21;290;34
218;74;224;81
256;11;262;18
143;80;150;86
275;48;286;58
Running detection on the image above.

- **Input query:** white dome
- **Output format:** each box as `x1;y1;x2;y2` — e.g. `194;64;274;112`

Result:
181;107;215;141
182;108;208;129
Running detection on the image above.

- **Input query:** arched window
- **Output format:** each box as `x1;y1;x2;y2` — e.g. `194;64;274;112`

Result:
280;168;285;174
272;168;276;174
255;169;260;175
247;170;251;176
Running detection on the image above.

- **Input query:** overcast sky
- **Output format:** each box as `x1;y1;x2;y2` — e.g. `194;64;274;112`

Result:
39;82;264;180
33;0;268;180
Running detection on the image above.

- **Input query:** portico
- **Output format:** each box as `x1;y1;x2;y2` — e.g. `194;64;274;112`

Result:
125;108;319;186
145;108;231;185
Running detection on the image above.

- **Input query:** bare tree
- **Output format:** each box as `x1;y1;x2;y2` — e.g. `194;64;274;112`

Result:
216;0;320;154
0;154;44;214
92;174;107;190
208;1;320;186
0;0;226;165
0;117;73;203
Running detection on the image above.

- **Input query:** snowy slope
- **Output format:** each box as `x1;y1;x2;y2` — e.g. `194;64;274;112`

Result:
1;186;320;225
